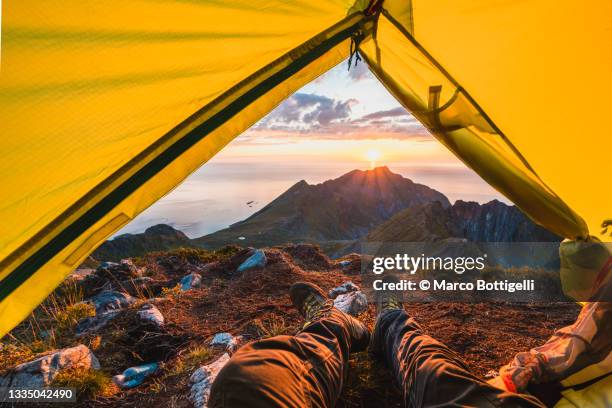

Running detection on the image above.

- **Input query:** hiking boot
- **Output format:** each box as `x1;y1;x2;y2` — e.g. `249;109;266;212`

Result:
290;282;334;323
290;282;370;352
374;274;403;316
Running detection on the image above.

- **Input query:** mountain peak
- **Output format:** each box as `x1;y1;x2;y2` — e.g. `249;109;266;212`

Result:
340;165;397;179
367;165;392;174
198;166;451;248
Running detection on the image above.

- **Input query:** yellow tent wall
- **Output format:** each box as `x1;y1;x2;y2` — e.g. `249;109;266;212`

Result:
0;0;610;338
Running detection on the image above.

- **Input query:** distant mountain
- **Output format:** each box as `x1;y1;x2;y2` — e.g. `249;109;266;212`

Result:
92;224;192;261
90;167;560;262
366;200;560;243
194;166;450;249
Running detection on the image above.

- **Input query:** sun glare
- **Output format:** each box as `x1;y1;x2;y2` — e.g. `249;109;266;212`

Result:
366;149;381;168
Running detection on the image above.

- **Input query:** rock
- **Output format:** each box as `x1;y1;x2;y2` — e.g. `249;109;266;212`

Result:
329;281;360;299
236;250;266;273
89;290;135;314
96;259;143;281
210;333;239;352
0;345;100;388
69;268;95;281
137;304;164;327
336;253;362;275
334;291;368;316
190;353;231;408
119;276;160;297
180;273;202;291
112;362;159;389
76;310;121;336
99;261;119;270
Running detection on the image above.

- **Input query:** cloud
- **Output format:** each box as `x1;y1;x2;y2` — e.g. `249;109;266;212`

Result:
248;92;431;142
257;93;357;130
361;107;408;120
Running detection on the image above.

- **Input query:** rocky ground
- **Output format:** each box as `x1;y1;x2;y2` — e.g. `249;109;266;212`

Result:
0;244;580;407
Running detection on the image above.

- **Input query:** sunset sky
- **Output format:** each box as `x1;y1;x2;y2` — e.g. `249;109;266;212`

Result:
118;61;505;237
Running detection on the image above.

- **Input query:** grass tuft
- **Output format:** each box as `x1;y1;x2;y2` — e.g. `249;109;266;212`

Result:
52;368;116;400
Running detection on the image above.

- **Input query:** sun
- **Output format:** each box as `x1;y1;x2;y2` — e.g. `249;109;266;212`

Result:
366;149;381;168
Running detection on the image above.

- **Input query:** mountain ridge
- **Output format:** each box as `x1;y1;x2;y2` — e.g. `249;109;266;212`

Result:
195;166;450;249
92;167;559;261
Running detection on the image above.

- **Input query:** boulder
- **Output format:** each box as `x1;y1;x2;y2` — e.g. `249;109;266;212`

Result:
336;253;362;275
137;304;164;327
190;353;231;408
112;362;159;389
96;259;143;281
89;290;135;314
76;310;121;336
236;250;266;273
210;333;239;352
0;345;100;388
329;281;360;299
334;291;368;316
180;273;202;291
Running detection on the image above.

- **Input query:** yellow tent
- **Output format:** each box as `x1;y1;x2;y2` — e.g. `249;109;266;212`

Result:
0;0;610;342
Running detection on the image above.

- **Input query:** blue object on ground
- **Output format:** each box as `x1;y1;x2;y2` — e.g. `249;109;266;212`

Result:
236;250;267;273
180;273;202;291
113;362;159;389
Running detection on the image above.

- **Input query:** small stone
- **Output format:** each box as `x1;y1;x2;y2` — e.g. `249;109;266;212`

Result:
112;362;159;389
137;304;164;327
333;291;368;316
69;268;95;281
76;310;120;336
328;281;360;299
96;259;143;280
180;273;202;291
210;333;239;352
190;353;231;408
236;250;266;273
89;290;135;314
0;345;100;388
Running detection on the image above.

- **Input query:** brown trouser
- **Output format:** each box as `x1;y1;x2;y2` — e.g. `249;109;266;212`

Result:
209;308;544;407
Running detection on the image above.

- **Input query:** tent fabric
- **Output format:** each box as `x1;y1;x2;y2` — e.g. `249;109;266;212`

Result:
0;0;610;338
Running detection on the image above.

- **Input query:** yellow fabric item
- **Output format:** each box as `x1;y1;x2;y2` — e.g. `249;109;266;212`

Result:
555;374;612;408
359;12;589;240
406;0;612;241
0;0;370;336
0;0;610;342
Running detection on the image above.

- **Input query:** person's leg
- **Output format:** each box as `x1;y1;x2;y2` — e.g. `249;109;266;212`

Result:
371;308;545;408
209;282;369;408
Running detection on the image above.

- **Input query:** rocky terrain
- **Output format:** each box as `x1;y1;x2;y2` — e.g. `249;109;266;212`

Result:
1;244;579;407
9;167;568;406
367;200;560;243
93;167;559;261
